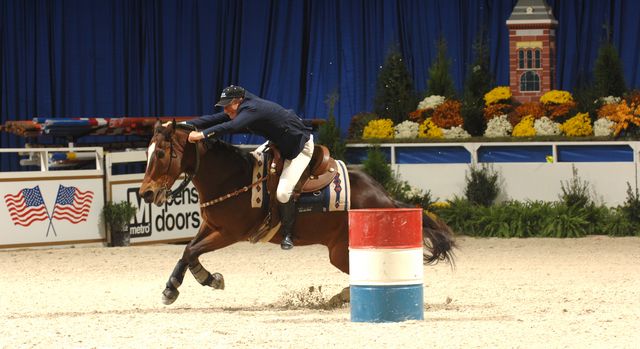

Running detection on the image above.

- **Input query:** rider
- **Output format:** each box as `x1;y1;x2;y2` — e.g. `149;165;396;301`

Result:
183;85;313;250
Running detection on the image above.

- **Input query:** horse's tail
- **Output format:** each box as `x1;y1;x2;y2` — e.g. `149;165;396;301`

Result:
393;200;456;267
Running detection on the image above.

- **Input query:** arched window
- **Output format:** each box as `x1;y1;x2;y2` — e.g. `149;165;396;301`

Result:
518;49;525;69
520;71;540;92
526;50;533;69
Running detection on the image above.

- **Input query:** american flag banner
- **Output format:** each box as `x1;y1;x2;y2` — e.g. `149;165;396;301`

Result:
4;186;50;227
52;185;94;224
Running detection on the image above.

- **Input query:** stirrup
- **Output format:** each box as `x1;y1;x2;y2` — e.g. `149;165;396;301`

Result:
281;234;293;250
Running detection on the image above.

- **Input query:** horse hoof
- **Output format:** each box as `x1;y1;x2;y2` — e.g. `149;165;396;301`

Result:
211;273;225;290
162;287;179;305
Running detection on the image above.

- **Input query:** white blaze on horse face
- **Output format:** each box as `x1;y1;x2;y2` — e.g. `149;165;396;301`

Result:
147;142;156;167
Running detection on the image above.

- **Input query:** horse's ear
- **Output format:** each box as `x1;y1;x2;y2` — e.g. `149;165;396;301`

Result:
154;120;163;134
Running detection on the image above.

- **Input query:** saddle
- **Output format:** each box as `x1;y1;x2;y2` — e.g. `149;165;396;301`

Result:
264;143;338;226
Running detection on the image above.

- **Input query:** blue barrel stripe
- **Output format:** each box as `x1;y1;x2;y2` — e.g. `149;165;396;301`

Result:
350;285;424;322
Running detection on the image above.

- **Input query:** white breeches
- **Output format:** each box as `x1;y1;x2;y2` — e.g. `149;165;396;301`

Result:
276;135;314;203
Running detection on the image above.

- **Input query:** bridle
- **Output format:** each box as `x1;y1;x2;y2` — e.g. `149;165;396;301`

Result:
159;124;200;200
159;124;268;208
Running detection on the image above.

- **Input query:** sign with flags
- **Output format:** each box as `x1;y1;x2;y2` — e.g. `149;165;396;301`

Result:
4;186;49;227
52;185;94;224
0;179;104;247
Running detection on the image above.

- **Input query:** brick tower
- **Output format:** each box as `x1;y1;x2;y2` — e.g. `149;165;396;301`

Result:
506;0;557;103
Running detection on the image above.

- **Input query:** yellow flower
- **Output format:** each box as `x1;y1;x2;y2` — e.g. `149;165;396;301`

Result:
512;115;536;137
484;86;512;106
561;112;593;136
540;90;574;105
429;201;451;209
362;118;394;139
418;118;443;138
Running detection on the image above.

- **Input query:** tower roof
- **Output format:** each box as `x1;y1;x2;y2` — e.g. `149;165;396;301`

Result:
506;0;557;26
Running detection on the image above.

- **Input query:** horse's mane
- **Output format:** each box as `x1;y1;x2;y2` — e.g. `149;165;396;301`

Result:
173;125;255;173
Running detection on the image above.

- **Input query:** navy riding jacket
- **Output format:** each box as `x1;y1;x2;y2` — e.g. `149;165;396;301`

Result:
187;92;311;160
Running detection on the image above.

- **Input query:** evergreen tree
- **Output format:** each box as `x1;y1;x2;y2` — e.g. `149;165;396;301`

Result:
426;38;457;99
373;46;418;124
461;34;492;136
317;91;346;161
593;42;627;98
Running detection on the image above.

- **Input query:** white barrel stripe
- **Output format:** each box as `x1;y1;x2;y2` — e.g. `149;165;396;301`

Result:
349;248;424;285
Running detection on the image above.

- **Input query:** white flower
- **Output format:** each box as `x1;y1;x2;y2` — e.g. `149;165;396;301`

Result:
534;116;561;136
599;96;622;105
443;126;471;139
417;95;446;110
393;120;419;139
484;114;513;137
594;117;615;136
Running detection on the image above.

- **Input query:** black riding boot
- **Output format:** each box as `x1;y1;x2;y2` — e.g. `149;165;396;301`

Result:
279;200;296;250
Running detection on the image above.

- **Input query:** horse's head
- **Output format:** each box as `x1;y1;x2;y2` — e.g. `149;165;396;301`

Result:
139;120;190;206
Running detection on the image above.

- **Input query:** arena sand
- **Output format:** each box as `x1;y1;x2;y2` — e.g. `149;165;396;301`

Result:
1;236;639;348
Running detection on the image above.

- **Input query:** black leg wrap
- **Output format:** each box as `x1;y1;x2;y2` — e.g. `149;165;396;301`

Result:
166;259;188;289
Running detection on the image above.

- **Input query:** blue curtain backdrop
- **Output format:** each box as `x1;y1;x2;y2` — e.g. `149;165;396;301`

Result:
2;0;640;162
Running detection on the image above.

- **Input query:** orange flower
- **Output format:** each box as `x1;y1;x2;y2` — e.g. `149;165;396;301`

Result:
608;101;640;136
546;101;576;120
512;102;545;119
597;103;618;119
431;100;463;128
484;103;512;121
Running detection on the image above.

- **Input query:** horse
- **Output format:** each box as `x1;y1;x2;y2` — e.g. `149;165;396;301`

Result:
139;121;455;306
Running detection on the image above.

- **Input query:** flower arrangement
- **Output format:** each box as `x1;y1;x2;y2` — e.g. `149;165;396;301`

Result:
483;114;512;138
594;117;615;137
599;96;622;105
418;118;443;138
484;86;512;106
597;103;619;119
534;116;561;136
362;118;394;139
561;112;593;136
443;126;471;139
512;115;536;137
418;95;446;110
607;100;640;136
394;120;420;139
540;90;574;105
431;100;463;128
512;102;545;120
484;103;512;121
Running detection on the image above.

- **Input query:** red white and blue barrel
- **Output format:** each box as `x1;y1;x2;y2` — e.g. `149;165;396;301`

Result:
349;208;424;322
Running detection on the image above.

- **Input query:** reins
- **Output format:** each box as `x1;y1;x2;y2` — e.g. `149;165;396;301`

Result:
200;175;267;208
164;126;267;208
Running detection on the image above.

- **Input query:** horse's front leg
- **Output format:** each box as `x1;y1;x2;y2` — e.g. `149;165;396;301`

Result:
162;228;235;305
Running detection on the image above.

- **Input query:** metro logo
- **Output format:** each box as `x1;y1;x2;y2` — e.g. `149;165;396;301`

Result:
127;188;152;237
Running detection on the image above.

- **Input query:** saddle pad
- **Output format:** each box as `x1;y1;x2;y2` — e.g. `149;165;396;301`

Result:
250;150;350;212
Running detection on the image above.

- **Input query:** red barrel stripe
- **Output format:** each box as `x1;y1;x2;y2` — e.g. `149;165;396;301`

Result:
349;208;422;249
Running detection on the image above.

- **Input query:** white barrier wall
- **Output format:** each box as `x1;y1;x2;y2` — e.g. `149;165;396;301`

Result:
348;141;640;206
0;148;105;248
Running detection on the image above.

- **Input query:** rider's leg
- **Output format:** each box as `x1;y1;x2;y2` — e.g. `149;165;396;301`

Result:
277;135;314;250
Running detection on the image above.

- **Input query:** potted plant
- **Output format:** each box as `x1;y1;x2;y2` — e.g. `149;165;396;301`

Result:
102;200;137;247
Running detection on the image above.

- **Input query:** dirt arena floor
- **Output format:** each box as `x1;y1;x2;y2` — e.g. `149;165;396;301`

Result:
1;236;639;348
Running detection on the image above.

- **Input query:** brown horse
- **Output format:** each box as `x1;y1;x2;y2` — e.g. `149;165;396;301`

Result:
139;122;455;305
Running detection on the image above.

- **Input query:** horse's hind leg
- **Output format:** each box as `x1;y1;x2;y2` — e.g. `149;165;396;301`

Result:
162;228;235;305
326;240;351;307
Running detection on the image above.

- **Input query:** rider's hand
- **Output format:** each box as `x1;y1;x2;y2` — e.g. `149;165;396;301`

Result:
188;131;205;143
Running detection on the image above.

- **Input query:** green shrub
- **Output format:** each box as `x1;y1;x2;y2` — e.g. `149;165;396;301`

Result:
541;203;589;238
386;178;437;208
362;146;392;187
426;38;457;99
102;200;137;233
559;166;591;208
464;164;500;206
318;92;346;160
374;45;418;123
620;182;640;226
